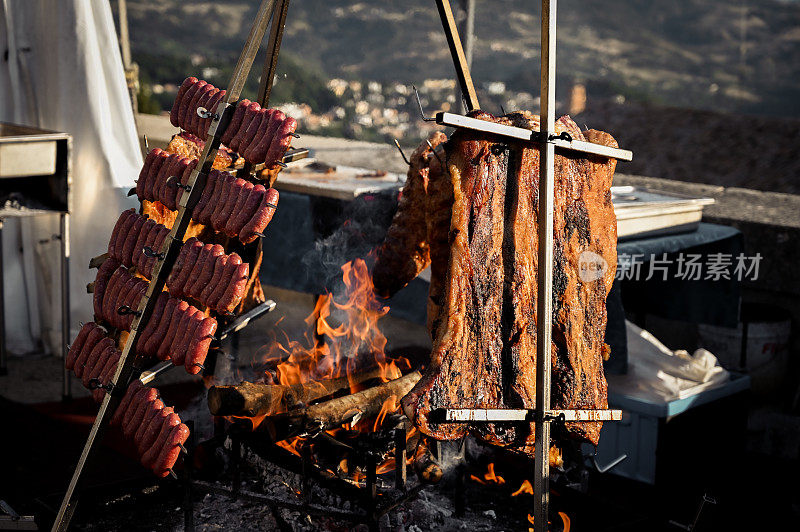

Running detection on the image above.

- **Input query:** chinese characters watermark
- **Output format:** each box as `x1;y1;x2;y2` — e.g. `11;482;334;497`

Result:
614;252;762;282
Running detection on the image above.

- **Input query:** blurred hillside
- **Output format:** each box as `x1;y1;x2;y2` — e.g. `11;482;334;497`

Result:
122;0;800;116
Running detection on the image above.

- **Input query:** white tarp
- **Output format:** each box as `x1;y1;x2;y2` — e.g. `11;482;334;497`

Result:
0;0;140;355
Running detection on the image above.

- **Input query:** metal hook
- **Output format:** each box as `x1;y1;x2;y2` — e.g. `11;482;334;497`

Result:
191;363;205;371
413;85;436;122
500;105;506;115
426;139;445;168
592;453;627;473
276;161;288;168
87;379;114;392
196;106;214;120
265;202;278;210
393;139;410;165
117;305;142;317
291;133;300;138
166;175;192;191
168;468;178;480
142;246;165;260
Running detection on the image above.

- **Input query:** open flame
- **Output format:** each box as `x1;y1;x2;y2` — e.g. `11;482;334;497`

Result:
527;512;571;532
470;463;506;485
512;480;534;496
261;258;404;390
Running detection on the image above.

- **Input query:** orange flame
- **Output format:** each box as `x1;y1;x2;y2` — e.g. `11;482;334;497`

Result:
527;511;570;532
512;480;534;496
470;463;506;485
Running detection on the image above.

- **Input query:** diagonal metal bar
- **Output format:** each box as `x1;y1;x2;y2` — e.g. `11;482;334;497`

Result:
434;0;480;111
241;0;290;178
50;2;278;530
534;1;557;532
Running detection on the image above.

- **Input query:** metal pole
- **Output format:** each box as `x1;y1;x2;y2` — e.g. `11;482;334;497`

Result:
118;0;132;69
457;0;475;114
0;218;6;376
61;213;71;400
434;0;480;111
534;1;556;531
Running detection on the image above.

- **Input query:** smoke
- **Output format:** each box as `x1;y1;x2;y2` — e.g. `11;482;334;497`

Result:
300;193;397;296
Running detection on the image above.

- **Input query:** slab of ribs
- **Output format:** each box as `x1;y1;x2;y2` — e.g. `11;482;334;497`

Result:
372;111;619;458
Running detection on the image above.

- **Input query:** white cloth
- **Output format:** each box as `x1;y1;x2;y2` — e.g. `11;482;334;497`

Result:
606;321;730;403
0;0;141;355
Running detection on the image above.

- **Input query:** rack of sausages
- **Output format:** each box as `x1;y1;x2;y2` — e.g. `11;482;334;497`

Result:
93;264;218;374
135;151;279;244
65;324;188;477
106;211;250;313
65;322;121;402
170;77;297;167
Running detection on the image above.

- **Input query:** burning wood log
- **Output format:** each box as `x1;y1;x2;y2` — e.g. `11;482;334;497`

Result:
207;366;385;417
301;371;421;432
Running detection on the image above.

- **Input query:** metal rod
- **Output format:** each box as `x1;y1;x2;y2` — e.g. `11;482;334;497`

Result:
534;2;557;531
50;2;278;530
434;0;480;111
434;112;633;161
241;0;290;179
457;0;476;114
441;408;623;422
61;213;71;400
0;219;6;376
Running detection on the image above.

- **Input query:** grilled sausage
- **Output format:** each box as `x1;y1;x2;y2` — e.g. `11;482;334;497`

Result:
80;337;114;385
136;150;157;200
221;99;250;146
93;258;120;319
171;308;202;367
207;253;242;309
125;280;148;330
153;423;190;477
145;296;177;357
101;268;125;325
212;177;243;232
124;386;159;438
217;262;249;313
110;380;143;426
169;238;202;297
201;89;226;138
66;322;98;370
187;244;224;299
143;150;166;202
183;244;213;299
238;108;267;156
82;341;111;388
121;216;145;268
229;101;260;153
208;172;234;231
185;317;217;374
134;398;164;449
239;188;279;244
266;116;297;167
223;181;254;237
190;85;216;136
113;211;139;263
180;80;207;131
136;291;168;355
108;210;133;259
171;77;198;127
192;170;218;224
166;240;193;296
93;349;119;402
114;275;139;329
138;406;173;456
141;412;181;469
73;326;105;379
199;254;228;304
228;185;264;238
244;108;277;162
159;300;190;361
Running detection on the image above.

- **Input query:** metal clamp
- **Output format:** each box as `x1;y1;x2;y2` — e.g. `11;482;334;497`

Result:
117;305;142;317
87;378;115;393
142;246;165;260
413;85;437;122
